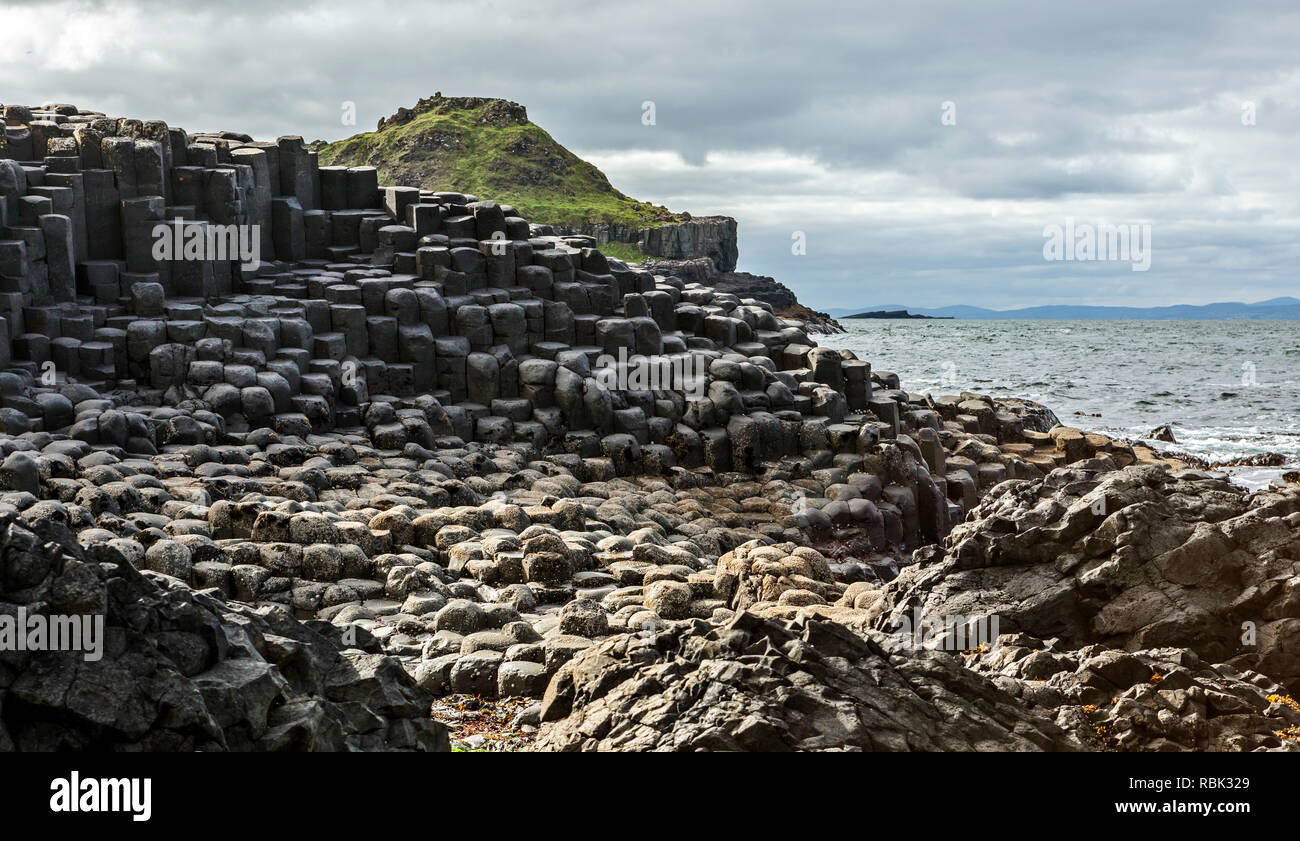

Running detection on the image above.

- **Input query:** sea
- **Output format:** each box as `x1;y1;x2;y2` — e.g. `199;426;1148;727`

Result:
825;319;1299;491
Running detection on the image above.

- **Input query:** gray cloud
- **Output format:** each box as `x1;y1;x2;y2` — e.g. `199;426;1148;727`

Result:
4;0;1299;308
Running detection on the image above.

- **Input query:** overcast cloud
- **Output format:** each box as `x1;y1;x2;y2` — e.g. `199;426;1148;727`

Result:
4;0;1299;309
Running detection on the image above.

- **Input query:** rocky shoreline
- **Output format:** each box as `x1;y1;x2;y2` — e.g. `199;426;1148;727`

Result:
640;257;844;334
1;102;1297;752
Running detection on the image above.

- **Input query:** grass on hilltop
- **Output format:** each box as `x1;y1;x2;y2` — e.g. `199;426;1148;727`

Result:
316;98;686;230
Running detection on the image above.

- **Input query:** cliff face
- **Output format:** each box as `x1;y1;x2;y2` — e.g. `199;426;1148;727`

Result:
637;216;738;272
551;216;739;272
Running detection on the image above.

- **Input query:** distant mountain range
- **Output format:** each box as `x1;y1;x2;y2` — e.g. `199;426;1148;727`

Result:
823;297;1300;320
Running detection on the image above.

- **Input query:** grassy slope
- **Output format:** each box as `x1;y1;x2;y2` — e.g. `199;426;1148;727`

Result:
592;241;647;263
316;99;684;230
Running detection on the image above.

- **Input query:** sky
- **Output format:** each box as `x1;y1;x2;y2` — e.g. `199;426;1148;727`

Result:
3;0;1299;310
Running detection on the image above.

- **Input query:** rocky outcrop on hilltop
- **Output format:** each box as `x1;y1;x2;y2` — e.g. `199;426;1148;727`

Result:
374;95;529;133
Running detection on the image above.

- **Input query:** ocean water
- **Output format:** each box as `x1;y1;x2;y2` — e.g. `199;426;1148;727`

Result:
824;319;1300;490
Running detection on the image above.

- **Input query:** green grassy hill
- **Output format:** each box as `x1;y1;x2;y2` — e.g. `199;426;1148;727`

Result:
314;95;686;229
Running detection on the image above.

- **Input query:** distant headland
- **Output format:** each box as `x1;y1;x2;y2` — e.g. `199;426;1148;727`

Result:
844;309;952;320
826;297;1300;320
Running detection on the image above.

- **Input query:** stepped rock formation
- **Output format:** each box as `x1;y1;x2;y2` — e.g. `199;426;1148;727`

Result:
642;257;843;334
1;100;1296;751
